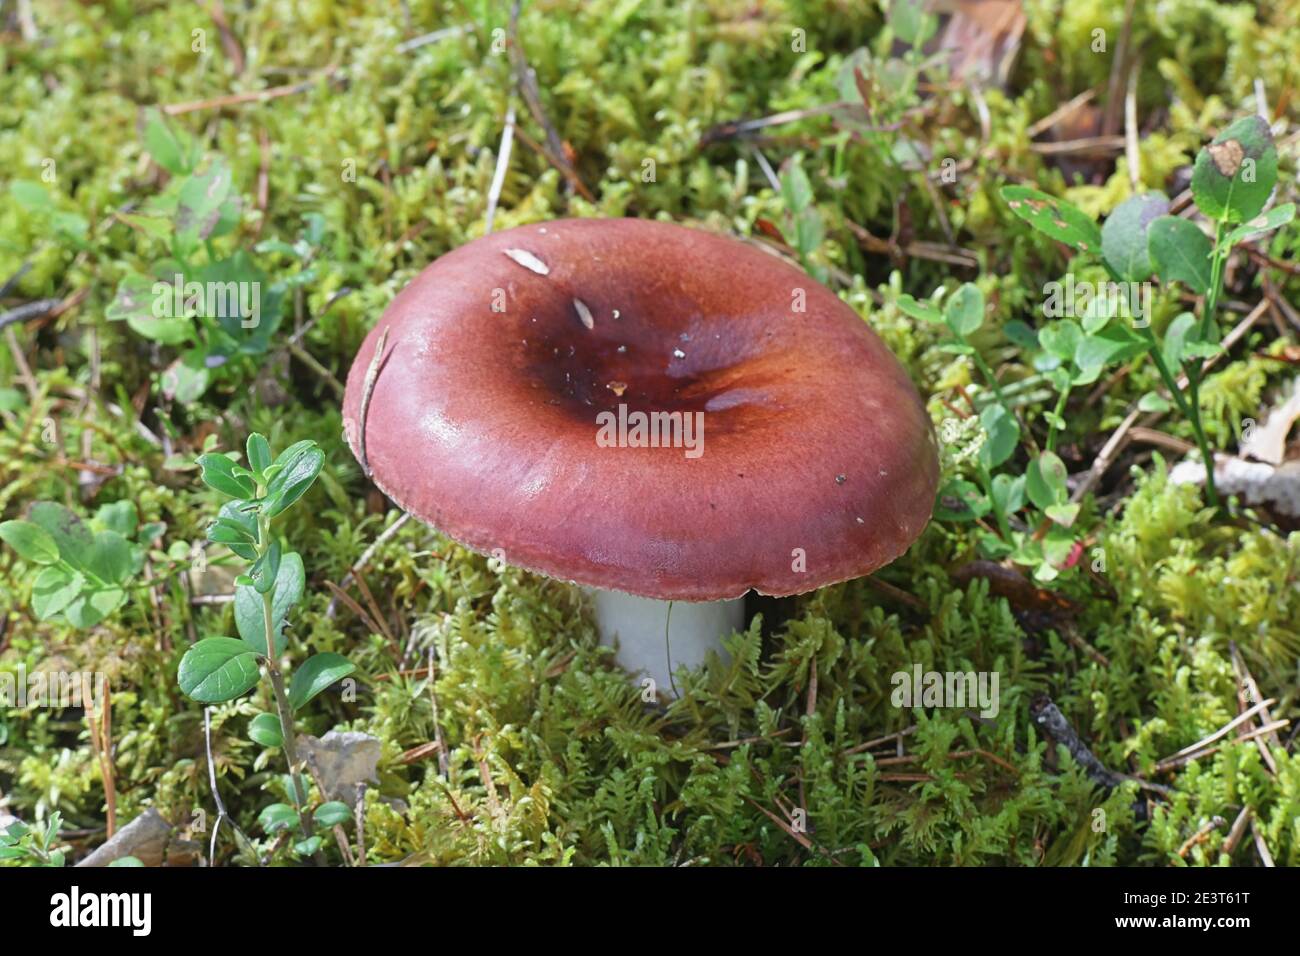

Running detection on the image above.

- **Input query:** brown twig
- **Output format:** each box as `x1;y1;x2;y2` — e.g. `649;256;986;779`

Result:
1176;816;1225;859
1028;136;1126;156
87;684;116;838
206;0;246;75
1026;89;1096;139
1229;641;1282;772
163;68;339;115
326;511;411;618
428;647;449;776
1152;720;1290;773
506;0;592;202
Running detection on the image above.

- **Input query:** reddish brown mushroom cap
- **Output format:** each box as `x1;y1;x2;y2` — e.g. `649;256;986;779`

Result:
343;218;938;601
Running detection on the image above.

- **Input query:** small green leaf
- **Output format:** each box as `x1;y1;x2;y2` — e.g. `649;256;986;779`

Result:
85;530;135;585
262;445;324;518
64;588;126;629
1148;216;1212;294
248;713;284;748
235;551;305;655
1138;392;1171;413
258;803;299;834
1004;320;1038;349
1075;324;1147;374
1044;502;1080;529
288;652;356;711
108;855;145;867
781;161;814;214
207;505;260;562
1161;312;1198;369
1191;115;1277;223
175;158;234;251
1001;185;1102;254
1026;451;1069;510
197;453;257;499
161;350;211;404
896;294;944;324
1225;202;1295;246
94;501;139;538
313;802;352;828
178;637;261;703
944;283;984;336
250;537;282;595
1101;193;1168;281
978;403;1020;470
141;107;195;176
1038;321;1082;363
246;434;273;475
0;520;60;564
32;566;85;619
292;836;323;857
889;0;938;46
28;502;93;560
11;179;52;210
106;273;193;345
990;473;1026;516
935;479;991;522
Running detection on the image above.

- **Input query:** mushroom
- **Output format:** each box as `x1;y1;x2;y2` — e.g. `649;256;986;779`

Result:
342;218;937;696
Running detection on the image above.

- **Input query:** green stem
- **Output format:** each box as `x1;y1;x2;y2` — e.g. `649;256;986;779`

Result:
1137;325;1220;508
968;345;1006;406
1045;385;1070;453
1184;221;1231;508
254;510;320;858
1199;222;1229;342
977;464;1012;541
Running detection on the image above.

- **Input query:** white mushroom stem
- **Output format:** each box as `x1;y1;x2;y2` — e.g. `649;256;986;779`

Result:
587;588;744;697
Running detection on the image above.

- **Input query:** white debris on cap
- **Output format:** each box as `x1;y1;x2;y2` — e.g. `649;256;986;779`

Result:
573;298;595;330
503;248;550;275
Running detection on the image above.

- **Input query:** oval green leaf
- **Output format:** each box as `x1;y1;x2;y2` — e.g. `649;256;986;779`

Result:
258;803;299;834
178;637;261;703
1101;192;1168;281
944;283;984;336
1147;216;1212;294
1001;185;1102;254
235;551;305;655
196;453;256;499
313;802;352;828
1190;115;1277;223
1026;451;1069;510
288;652;356;711
978;403;1020;470
0;520;60;564
248;712;284;748
262;446;324;518
32;566;85;620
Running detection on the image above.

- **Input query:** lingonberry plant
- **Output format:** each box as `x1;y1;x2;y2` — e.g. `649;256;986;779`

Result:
179;434;355;860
